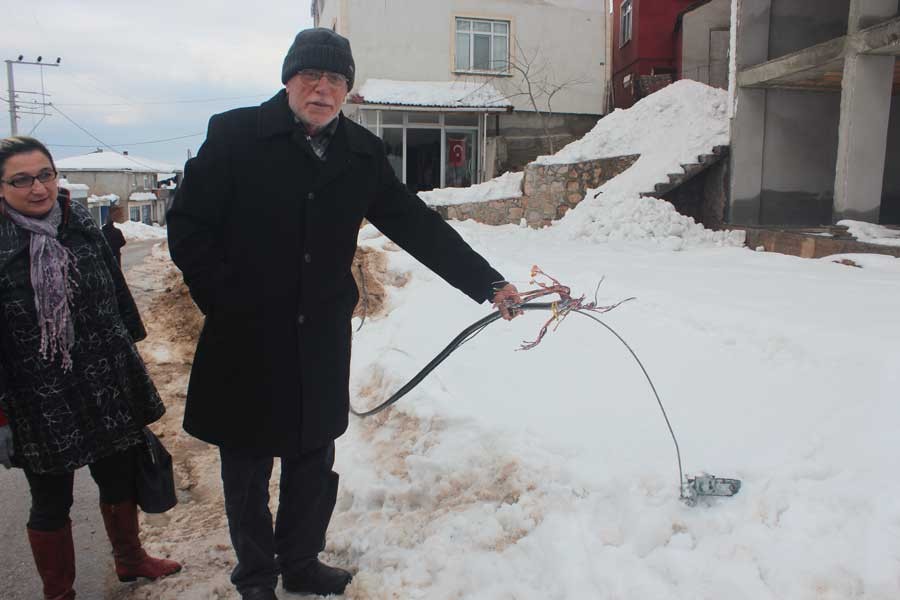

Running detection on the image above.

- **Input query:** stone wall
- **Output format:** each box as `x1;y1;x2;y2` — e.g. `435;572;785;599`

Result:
432;154;639;228
522;155;639;227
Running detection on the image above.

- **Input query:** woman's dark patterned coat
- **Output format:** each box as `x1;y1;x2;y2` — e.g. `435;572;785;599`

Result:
0;194;164;474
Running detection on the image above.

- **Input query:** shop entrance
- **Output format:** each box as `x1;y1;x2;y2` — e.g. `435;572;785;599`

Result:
406;129;441;193
359;109;482;194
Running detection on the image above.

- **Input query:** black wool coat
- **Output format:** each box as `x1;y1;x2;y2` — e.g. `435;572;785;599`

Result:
0;194;164;474
167;90;504;456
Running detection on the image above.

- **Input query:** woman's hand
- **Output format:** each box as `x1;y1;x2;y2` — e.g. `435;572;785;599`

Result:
0;425;14;468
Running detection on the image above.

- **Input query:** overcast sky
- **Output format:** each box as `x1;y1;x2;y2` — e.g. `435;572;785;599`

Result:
1;1;314;167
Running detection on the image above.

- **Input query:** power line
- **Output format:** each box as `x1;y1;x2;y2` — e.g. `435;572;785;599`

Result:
49;103;168;171
53;94;270;107
45;132;205;148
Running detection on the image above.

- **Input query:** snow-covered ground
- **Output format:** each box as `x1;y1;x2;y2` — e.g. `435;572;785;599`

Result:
332;223;900;600
839;219;900;247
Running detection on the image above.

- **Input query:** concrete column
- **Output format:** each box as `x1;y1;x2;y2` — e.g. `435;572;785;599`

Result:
729;0;771;224
848;0;898;33
833;0;898;222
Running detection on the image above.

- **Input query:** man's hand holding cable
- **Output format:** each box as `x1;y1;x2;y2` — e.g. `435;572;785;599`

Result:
492;283;523;321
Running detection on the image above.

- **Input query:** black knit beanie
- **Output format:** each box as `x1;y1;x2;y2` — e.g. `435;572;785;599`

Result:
281;28;355;89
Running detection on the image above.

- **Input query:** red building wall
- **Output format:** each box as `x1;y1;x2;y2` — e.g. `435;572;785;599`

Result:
611;0;695;109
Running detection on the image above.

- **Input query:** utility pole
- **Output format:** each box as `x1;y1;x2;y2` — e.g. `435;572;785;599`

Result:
5;55;61;136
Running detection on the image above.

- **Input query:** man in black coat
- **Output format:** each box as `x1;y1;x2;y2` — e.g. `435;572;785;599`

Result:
167;28;520;600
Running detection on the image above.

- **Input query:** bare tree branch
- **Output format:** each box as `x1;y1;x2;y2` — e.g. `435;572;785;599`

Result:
485;37;589;154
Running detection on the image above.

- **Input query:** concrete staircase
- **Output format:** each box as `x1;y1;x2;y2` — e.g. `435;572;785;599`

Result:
639;145;729;198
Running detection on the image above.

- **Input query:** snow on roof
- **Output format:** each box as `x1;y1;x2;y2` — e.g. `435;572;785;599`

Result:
129;192;157;201
87;193;120;205
354;79;512;109
58;178;89;193
56;150;181;174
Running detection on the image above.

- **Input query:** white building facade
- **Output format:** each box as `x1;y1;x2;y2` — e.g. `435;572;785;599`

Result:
313;0;606;190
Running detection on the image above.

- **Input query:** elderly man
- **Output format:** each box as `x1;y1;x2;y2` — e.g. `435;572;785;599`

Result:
167;28;520;600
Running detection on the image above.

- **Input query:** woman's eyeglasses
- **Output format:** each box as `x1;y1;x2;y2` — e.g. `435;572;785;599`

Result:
1;168;58;189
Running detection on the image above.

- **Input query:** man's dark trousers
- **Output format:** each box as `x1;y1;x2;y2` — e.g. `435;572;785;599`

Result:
219;442;339;593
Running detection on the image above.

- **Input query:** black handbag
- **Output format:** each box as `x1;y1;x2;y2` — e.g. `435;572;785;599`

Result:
135;428;178;514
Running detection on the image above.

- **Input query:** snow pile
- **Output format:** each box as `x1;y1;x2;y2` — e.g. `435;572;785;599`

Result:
116;220;167;240
545;80;742;248
356;79;511;108
838;219;900;247
537;80;729;166
420;171;523;206
553;190;744;249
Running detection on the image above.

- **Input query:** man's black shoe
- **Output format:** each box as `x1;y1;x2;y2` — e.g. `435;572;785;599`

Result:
240;587;278;600
282;559;352;596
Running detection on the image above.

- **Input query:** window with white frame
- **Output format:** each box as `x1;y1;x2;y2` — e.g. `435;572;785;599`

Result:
455;17;509;73
620;0;633;46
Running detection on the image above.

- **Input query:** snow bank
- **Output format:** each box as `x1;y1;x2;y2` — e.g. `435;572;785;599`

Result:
116;220;167;240
546;80;742;249
838;219;900;247
553;191;744;249
420;171;524;206
537;79;729;166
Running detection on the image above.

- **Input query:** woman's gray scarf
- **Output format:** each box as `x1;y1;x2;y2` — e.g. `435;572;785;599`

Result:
2;200;77;371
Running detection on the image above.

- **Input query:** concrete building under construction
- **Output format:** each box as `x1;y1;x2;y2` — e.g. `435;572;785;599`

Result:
730;0;899;226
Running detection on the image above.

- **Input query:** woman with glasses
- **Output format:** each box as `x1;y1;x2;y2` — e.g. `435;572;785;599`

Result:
0;136;181;600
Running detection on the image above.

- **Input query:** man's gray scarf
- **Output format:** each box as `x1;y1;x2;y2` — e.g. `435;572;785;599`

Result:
2;200;77;371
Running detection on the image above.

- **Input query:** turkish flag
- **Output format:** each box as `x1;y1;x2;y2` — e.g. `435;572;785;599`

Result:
448;138;466;167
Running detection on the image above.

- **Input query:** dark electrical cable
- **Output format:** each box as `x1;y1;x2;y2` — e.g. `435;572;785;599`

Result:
350;302;685;494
